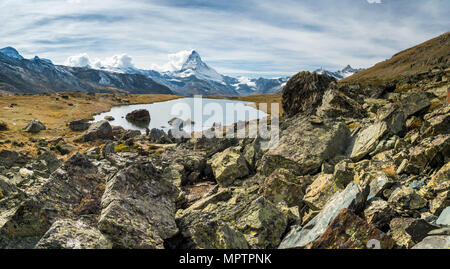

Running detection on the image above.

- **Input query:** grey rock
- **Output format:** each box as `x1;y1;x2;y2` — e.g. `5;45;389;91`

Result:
23;120;46;133
82;120;113;142
279;183;369;248
68;119;90;131
98;162;179;249
260;116;350;176
401;92;431;118
436;207;450;226
35;219;112;249
412;236;450;249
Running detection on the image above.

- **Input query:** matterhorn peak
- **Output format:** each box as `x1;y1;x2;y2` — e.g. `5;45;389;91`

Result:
181;50;206;71
0;46;24;60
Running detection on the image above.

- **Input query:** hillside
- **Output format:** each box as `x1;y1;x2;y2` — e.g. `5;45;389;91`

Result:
341;31;450;87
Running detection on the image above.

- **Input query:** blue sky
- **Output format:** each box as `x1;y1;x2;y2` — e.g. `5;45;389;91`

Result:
1;0;449;78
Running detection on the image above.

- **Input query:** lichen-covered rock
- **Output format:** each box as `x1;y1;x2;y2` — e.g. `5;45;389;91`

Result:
305;208;395;249
35;219;112;249
207;147;250;187
426;161;450;193
367;173;394;200
376;103;406;136
243;138;263;169
422;105;450;137
350;122;389;161
82;120;113;142
430;191;450;215
176;190;287;249
364;198;396;231
351;104;406;161
333;159;355;188
23;120;46;133
400;92;431;118
388;187;427;215
316;88;366;119
98;162;179;249
279;183;369;248
260;168;310;207
260;116;350;176
0;153;102;248
408;135;449;172
388;218;438;248
303;174;343;210
282;71;336;117
68;119;90;131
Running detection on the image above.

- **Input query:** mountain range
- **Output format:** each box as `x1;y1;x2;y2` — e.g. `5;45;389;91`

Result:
0;47;362;96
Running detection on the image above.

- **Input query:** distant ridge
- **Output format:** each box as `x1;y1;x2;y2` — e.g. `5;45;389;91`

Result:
341;31;450;86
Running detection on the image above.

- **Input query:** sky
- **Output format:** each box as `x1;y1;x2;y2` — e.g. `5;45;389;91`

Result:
0;0;449;78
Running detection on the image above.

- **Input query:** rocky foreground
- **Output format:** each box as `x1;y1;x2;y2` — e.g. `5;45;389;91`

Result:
0;66;449;249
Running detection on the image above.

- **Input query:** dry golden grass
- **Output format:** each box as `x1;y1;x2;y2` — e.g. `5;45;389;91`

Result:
341;31;450;87
0;93;180;153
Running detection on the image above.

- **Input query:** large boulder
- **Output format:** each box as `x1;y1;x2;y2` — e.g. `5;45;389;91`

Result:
303;174;343;210
260;168;310;207
282;71;336;117
35;219;112;249
316;88;366;119
98;162;179;249
305;208;395;249
23;120;46;133
400;92;431;118
388;186;427;215
126;109;150;123
0;154;102;248
207;147;250;187
176;190;287;249
279;183;369;248
68;119;91;131
82;120;113;142
259;116;350;176
388;218;438;248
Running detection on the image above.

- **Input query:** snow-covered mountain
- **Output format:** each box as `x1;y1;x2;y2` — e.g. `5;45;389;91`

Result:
0;46;361;96
0;47;172;95
88;50;288;96
314;65;364;80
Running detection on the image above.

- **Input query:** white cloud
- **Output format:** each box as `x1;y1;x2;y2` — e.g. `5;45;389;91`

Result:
367;0;382;3
64;53;91;67
100;54;135;69
65;53;135;70
2;0;449;77
151;50;194;72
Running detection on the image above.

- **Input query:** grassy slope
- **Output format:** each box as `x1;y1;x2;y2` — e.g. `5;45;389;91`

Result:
341;31;450;87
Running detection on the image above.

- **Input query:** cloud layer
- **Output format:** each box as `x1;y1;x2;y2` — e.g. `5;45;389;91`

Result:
1;0;448;77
